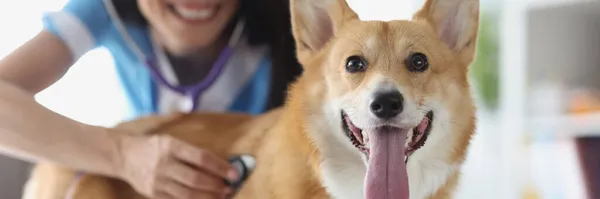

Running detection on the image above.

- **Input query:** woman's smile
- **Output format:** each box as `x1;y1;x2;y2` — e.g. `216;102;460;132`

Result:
139;0;238;55
167;0;221;24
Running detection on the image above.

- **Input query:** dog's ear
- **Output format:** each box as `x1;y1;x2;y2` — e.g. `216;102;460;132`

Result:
413;0;480;64
290;0;359;63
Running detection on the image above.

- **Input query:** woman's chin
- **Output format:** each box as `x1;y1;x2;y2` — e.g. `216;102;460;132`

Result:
165;40;220;56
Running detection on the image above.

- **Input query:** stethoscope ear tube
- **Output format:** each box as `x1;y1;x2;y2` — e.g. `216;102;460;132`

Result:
224;154;256;198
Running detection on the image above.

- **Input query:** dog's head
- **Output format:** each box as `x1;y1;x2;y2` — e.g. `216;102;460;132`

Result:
290;0;479;198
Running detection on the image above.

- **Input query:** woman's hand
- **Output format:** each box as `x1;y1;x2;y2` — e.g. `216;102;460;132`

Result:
117;134;238;199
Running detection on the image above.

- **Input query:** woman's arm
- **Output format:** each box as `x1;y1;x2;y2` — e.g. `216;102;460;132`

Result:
0;30;122;177
0;30;237;198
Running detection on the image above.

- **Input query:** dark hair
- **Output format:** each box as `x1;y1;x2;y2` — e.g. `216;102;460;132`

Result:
111;0;303;110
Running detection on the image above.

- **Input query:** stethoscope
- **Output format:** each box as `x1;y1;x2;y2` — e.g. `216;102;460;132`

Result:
103;0;245;113
144;47;233;111
145;19;245;112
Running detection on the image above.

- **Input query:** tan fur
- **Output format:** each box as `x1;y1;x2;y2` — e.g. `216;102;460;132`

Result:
22;0;480;198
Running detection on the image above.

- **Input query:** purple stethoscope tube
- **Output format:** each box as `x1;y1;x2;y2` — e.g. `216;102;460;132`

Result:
144;46;235;112
141;18;245;113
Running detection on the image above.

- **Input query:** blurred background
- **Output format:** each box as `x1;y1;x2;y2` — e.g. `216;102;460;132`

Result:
0;0;598;198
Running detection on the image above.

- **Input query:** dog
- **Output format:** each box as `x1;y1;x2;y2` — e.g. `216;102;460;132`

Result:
22;0;480;198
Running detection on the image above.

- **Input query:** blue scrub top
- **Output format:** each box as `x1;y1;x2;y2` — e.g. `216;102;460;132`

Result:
42;0;272;120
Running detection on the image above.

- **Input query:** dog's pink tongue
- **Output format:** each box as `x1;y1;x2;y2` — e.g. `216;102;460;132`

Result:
365;128;409;199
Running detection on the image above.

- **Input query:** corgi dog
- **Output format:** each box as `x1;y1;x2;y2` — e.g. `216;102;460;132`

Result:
22;0;480;198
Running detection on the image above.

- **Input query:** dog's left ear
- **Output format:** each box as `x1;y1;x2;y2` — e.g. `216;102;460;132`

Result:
413;0;480;65
290;0;359;64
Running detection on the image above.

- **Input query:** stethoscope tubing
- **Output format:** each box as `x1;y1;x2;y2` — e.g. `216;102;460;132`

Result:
144;47;235;111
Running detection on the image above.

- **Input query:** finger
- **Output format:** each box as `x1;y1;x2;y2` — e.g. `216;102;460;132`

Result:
164;158;231;194
169;138;237;181
159;179;225;199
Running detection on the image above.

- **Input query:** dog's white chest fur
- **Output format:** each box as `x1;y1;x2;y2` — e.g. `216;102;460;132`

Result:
320;147;366;199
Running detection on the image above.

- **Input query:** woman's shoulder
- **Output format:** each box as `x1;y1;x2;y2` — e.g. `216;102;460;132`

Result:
40;0;114;59
44;0;150;42
55;0;111;28
43;0;154;60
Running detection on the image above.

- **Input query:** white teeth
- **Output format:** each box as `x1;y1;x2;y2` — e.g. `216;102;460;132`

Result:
174;6;215;20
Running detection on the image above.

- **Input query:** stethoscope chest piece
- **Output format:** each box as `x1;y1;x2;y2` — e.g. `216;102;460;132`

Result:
224;154;255;198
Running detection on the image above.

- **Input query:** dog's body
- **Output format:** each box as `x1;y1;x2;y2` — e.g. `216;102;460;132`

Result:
23;0;480;198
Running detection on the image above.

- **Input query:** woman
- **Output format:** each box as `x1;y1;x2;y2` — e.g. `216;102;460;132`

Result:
0;0;301;198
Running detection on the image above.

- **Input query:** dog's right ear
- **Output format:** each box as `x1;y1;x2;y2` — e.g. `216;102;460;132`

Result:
290;0;359;63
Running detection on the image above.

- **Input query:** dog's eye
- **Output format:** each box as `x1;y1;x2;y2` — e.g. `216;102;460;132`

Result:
406;53;429;72
346;56;367;73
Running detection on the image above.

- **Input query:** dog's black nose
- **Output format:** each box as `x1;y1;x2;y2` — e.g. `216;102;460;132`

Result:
370;91;403;119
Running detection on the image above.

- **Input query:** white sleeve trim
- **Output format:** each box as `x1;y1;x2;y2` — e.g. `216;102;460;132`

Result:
45;12;96;60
